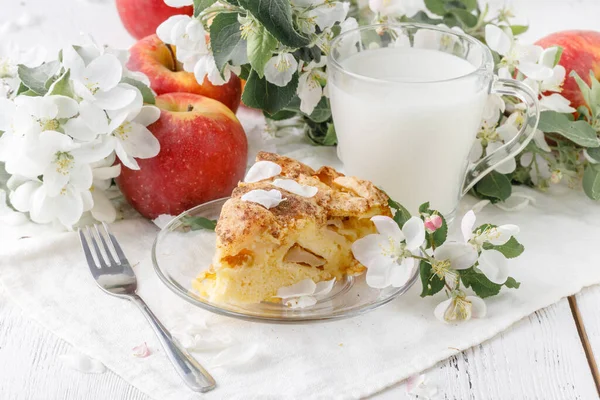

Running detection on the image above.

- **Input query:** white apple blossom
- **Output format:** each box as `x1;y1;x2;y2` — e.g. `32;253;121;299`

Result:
485;25;553;81
297;59;327;115
157;15;240;87
369;0;424;17
431;241;479;287
276;278;335;309
352;215;424;288
292;0;349;35
461;210;519;284
241;189;286;209
435;292;486;323
244;161;282;183
271;179;318;197
89;155;121;222
520;151;553;186
0;43;46;98
264;53;298;87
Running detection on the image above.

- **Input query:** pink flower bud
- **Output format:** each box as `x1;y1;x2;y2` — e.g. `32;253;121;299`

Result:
424;215;443;233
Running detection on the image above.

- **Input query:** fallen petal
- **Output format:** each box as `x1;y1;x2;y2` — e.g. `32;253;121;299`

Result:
241;189;285;209
59;354;106;374
132;342;152;358
153;214;175;229
276;279;317;299
313;279;336;297
271;179;318;198
210;343;259;369
286;296;318;309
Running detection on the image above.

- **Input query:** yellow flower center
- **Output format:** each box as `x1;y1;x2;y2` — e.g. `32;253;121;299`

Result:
115;121;132;140
54;151;74;175
444;296;472;322
431;259;452;280
84;78;100;95
40;118;60;131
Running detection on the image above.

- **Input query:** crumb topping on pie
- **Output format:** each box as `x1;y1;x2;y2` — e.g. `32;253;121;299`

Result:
193;152;392;304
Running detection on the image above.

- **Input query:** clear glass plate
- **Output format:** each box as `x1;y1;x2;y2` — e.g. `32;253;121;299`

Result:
152;198;418;324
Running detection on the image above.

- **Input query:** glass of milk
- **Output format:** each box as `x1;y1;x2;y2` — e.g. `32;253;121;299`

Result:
328;23;540;222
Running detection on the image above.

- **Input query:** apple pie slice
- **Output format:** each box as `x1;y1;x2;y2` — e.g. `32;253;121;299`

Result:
193;152;392;304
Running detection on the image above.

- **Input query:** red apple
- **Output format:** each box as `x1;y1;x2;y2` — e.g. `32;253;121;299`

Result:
536;30;600;110
117;92;248;219
116;0;193;40
128;34;242;112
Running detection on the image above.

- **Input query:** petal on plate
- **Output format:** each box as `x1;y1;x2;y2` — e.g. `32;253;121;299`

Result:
286;296;318;309
466;296;487;318
59;353;106;374
402;217;425;251
63;117;98;142
85;54;123;91
79;100;109;134
244;161;282;183
434;298;453;323
371;215;404;242
276;278;317;299
210;343;259;369
434;242;478;270
313;278;336;297
485;25;511;55
477;250;509;284
471;199;490;213
271;179;318;198
461;210;476;242
117;122;160;159
91;189;116;223
94;85;137;111
241;189;285;209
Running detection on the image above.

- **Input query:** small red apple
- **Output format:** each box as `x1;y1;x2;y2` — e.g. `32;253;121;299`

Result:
117;92;248;219
536;30;600;110
116;0;193;40
128;34;242;112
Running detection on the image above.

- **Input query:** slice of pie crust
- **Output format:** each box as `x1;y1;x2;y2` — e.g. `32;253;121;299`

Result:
193;152;392;304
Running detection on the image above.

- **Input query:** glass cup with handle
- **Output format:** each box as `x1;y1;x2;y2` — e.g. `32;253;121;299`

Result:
328;23;540;223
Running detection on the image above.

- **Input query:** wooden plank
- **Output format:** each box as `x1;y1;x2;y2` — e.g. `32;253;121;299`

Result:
371;298;598;399
0;290;149;400
575;286;600;396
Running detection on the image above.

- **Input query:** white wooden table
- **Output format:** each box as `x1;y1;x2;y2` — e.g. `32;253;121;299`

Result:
2;0;600;399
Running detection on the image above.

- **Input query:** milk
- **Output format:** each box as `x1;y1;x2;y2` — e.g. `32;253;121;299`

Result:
330;47;488;217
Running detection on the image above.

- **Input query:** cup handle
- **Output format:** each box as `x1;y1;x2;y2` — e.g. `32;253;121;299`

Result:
462;78;541;195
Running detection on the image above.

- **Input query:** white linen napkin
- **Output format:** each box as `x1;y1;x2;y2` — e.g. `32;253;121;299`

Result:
2;168;600;400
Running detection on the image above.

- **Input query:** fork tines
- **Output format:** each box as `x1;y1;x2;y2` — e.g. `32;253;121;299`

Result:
79;223;126;269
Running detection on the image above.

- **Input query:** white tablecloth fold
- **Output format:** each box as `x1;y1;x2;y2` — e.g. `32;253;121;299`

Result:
1;111;599;400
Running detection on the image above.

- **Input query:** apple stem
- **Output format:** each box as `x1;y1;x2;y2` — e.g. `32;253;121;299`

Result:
165;44;178;71
187;104;194;112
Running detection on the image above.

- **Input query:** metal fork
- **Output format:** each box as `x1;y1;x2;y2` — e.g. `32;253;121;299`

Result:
78;222;216;393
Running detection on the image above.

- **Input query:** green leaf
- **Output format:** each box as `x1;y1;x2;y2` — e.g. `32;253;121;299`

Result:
424;0;446;15
210;13;248;73
419;261;445;297
446;9;477;28
482;237;524;259
401;11;444;24
418;202;430;214
552;46;563;67
321;123;337;146
583;163;600;200
17;61;60;95
242;70;298;114
193;0;216;17
459;0;477;11
570;71;594;116
181;215;217;231
293;46;321;64
122;77;155;104
247;25;278;78
538;110;599;147
265;109;296;121
47;69;74;97
238;64;251;80
509;25;529;36
460;267;503;298
475;171;512;202
587;147;600;162
388;199;412;228
504;276;521;289
238;0;310;48
306;97;330;123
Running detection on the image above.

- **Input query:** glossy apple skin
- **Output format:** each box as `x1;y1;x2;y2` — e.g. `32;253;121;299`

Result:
536;30;600;110
117;93;248;219
116;0;193;40
128;34;242;112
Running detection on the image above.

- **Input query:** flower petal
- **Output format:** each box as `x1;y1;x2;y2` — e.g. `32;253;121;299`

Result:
477;249;509;284
495;191;536;212
365;260;397;289
518;61;553;81
313;278;336;297
264;54;298;87
241;189;285;209
276;278;317;299
272;179;318;198
84;54;122;91
434;298;453;324
9;180;39;212
540;93;576;113
244;161;282;183
210;343;258;369
370;215;404;242
352;233;394;268
285;295;318;309
487;142;516;174
485;25;512;55
402;217;425;251
488;224;520;245
390;257;414;287
134;105;161;127
93;164;121;180
91;189;116;223
132;342;152;358
0;98;16;131
59;353;106;374
461;210;476;242
152;214;176;229
79;100;109;134
466;296;487;318
434;242;478;270
468;139;483;162
51;96;79;119
94;86;138;111
117;123;160;159
63;117;98;142
163;0;193;7
533;129;551;152
156;15;191;44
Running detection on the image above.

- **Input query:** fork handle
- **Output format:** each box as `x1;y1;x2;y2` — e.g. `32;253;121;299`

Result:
130;294;216;392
